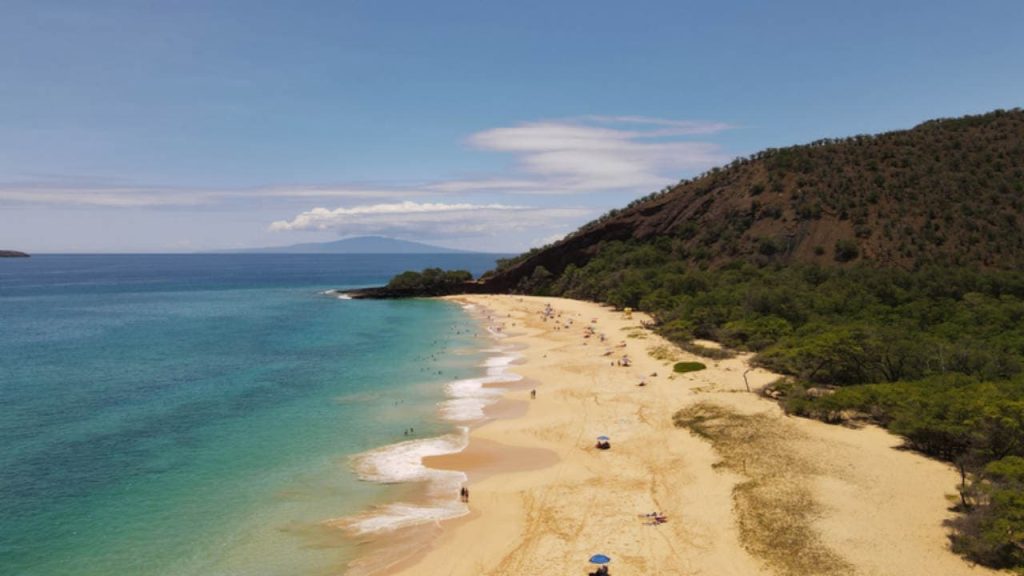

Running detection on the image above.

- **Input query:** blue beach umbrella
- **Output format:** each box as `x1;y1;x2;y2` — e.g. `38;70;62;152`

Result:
597;435;610;441
589;554;611;564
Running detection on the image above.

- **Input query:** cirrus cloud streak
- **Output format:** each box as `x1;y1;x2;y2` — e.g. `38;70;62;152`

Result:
269;201;590;239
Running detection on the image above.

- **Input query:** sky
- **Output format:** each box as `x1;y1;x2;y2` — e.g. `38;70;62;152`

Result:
1;1;1022;253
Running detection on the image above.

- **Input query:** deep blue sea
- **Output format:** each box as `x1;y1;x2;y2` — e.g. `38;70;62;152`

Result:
0;254;505;576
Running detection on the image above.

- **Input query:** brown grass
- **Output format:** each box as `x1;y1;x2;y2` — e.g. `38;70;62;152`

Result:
673;403;853;576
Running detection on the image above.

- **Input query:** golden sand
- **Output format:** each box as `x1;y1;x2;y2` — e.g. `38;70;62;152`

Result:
377;295;996;576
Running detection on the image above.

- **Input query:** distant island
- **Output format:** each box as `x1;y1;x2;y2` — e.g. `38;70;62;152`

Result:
219;235;474;254
0;250;29;258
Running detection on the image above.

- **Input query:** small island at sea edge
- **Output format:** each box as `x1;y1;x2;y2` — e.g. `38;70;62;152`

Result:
0;250;29;257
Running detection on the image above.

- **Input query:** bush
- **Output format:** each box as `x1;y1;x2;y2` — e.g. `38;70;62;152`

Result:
386;268;473;291
674;361;707;373
834;239;860;262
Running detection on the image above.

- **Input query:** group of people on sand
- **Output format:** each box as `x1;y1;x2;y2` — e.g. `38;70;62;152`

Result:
639;512;668;525
459;486;470;503
588;565;609;576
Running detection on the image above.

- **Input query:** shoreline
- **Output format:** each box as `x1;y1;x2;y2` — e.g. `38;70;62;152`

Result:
373;294;998;576
336;298;530;575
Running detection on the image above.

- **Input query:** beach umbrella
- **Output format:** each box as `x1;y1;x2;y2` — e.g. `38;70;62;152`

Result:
597;435;610;441
589;554;611;564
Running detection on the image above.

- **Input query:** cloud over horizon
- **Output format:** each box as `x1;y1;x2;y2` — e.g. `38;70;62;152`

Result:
0;115;732;250
0;115;732;208
269;201;590;240
260;116;731;242
448;116;731;193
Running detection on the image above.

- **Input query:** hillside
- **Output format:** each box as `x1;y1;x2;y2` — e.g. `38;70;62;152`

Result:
482;108;1024;292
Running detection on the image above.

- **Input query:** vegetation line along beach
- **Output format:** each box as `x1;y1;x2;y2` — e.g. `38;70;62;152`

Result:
369;294;991;576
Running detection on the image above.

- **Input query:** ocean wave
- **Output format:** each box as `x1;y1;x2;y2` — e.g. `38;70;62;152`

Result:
342;430;470;534
352;428;468;484
342;501;468;534
437;352;522;421
318;289;352;300
339;335;523;535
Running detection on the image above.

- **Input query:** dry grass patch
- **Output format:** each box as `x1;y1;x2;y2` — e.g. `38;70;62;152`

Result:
673;403;852;576
678;340;736;360
648;344;681;362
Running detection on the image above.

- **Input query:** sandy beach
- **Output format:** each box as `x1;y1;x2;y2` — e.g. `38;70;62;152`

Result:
379;295;997;576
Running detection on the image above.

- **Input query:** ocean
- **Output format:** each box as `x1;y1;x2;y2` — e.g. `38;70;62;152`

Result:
0;254;515;576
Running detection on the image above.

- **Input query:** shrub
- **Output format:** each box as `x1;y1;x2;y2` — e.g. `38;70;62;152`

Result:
834;239;860;262
674;361;707;373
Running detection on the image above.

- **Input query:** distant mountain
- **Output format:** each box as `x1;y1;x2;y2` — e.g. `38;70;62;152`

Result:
223;236;472;254
0;250;29;257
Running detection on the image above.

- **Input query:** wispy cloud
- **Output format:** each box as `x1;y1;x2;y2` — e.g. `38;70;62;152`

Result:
0;184;424;207
462;116;731;192
580;115;733;136
269;201;589;239
0;115;732;208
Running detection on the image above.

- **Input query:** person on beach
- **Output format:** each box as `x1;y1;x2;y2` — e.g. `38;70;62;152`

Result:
530;389;536;399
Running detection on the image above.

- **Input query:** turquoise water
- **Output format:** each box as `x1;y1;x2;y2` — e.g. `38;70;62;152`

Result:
0;254;501;576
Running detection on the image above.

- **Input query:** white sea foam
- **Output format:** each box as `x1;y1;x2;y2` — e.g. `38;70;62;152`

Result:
352;428;468;484
344;501;467;534
339;329;524;535
436;352;522;421
343;429;470;534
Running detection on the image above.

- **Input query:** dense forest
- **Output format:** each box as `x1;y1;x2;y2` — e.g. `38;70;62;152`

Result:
462;109;1024;569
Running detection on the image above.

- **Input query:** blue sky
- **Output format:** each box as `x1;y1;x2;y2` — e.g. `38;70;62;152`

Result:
2;0;1021;252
